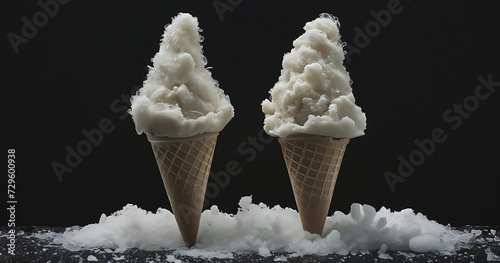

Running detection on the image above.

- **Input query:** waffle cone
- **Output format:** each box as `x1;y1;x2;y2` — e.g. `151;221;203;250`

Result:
278;134;349;235
147;132;218;246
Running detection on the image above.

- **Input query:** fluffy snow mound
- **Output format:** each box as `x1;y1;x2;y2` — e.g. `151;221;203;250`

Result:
38;196;472;259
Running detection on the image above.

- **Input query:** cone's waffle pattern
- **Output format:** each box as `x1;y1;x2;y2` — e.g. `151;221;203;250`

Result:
279;135;349;235
148;132;218;246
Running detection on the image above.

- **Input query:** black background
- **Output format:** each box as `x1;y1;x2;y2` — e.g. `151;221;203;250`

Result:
1;0;499;228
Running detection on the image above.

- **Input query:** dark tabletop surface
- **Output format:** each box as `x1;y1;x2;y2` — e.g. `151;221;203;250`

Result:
1;226;499;263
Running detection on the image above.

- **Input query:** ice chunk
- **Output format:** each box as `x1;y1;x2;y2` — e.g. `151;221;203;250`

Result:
409;233;441;253
487;248;500;261
166;255;176;262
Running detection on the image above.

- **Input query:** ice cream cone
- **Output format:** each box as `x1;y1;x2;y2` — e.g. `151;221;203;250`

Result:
278;134;349;235
147;132;218;246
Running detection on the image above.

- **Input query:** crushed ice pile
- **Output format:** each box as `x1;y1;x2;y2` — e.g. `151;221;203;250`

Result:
36;196;475;259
